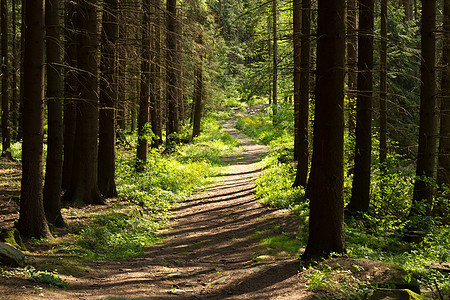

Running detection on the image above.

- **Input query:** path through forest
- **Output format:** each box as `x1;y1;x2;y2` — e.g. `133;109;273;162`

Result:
1;116;313;299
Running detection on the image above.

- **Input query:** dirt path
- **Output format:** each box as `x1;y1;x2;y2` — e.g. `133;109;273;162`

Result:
1;120;313;299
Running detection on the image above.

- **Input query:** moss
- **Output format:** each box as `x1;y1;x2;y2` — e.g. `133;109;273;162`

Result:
0;228;26;251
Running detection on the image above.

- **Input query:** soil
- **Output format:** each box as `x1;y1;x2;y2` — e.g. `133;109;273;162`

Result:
0;115;421;299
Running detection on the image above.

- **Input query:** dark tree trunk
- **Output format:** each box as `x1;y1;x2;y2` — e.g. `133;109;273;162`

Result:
98;0;119;198
17;0;52;239
177;11;185;125
192;33;203;139
17;0;25;142
1;0;12;160
62;0;78;189
43;0;65;227
166;0;179;145
272;0;278;123
293;0;311;188
302;0;346;260
379;0;387;165
117;0;127;131
348;0;374;214
136;0;151;170
63;0;105;205
293;0;301;161
11;0;18;141
347;0;357;137
437;0;450;221
150;0;162;147
412;0;438;216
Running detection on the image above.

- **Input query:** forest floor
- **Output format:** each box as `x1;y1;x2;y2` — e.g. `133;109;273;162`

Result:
0;111;420;299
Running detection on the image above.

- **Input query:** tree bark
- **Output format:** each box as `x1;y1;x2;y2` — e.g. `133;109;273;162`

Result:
99;0;119;198
293;0;301;161
62;0;78;189
272;0;278;124
117;0;127;131
166;0;179;145
437;0;450;221
11;0;18;141
379;0;387;165
192;33;203;139
177;10;185;125
1;0;12;160
347;0;357;137
63;0;105;205
348;0;374;214
136;0;151;170
17;0;52;239
150;0;162;147
43;0;65;227
294;0;311;188
302;0;346;260
411;0;437;216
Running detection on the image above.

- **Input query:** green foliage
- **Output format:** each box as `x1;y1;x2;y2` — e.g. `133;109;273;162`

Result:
302;263;370;299
179;117;241;165
75;212;161;259
261;234;302;254
1;266;67;288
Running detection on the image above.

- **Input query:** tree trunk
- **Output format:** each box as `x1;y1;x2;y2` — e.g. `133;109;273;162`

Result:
272;0;278;124
166;0;179;145
136;0;151;171
117;0;127;132
62;0;78;189
99;0;119;198
63;0;105;205
11;0;18;141
379;0;387;165
1;0;12;160
302;0;346;260
347;0;357;137
293;0;301;161
437;0;450;221
150;0;162;147
412;0;437;216
294;0;311;188
177;10;185;125
348;0;374;214
192;33;203;139
43;0;65;227
17;0;52;239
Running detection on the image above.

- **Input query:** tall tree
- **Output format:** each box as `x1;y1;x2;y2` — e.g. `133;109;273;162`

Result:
11;0;18;141
347;0;357;136
98;0;119;197
293;0;311;188
150;0;162;147
177;10;185;125
437;0;450;221
293;0;301;161
379;0;387;165
412;0;438;216
117;0;127;131
302;0;346;260
192;32;203;138
136;0;151;170
347;0;374;214
1;0;12;159
166;0;180;144
17;0;52;238
63;0;105;205
62;0;78;189
43;0;65;227
272;0;278;123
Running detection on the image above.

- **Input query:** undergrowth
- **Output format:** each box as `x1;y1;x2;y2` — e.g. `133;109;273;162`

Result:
237;110;450;299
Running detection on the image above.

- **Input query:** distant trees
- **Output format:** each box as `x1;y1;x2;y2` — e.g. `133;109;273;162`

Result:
1;0;12;160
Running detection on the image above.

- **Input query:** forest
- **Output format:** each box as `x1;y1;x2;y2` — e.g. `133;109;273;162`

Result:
0;0;449;299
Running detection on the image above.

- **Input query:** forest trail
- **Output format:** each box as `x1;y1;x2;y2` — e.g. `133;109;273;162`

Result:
1;115;313;299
